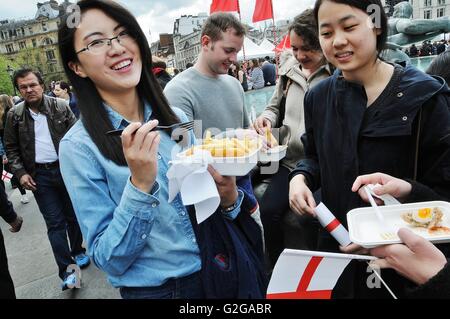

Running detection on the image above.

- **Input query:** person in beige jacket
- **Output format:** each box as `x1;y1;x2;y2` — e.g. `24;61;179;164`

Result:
253;9;332;268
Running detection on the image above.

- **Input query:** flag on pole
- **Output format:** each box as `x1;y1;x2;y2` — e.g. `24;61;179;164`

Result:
274;34;291;53
266;249;376;299
252;0;274;23
1;170;13;182
210;0;240;14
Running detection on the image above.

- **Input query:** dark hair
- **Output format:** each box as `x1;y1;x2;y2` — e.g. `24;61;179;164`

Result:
426;51;450;85
314;0;388;53
13;68;45;90
58;0;179;166
201;12;246;42
186;62;194;68
289;9;321;52
55;81;71;94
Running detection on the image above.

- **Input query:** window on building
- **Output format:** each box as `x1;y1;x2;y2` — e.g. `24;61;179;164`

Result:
424;9;432;19
43;37;53;45
438;0;445;5
19;41;26;49
42;22;47;32
437;7;445;16
6;43;14;53
28;27;33;35
46;50;55;61
424;0;432;6
0;32;4;40
32;39;37;47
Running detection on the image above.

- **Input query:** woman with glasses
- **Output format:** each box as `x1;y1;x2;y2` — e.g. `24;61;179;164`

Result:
57;0;247;299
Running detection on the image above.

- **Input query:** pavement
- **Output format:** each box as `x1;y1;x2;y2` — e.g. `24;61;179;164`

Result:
1;181;120;299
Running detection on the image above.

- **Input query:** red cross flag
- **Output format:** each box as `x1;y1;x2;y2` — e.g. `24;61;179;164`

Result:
266;249;376;299
1;170;13;182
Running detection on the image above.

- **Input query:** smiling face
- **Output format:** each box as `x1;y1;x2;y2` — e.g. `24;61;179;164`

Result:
317;0;380;77
69;9;142;96
290;30;324;72
202;28;243;76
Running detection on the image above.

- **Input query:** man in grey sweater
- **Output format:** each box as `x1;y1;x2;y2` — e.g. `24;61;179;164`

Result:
164;12;250;136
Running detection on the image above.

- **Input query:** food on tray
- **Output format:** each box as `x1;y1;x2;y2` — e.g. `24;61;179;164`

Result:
184;130;259;158
264;129;278;148
402;207;443;229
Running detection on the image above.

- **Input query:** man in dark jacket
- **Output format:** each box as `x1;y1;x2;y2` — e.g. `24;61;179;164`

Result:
261;56;276;86
3;69;90;291
0;183;22;299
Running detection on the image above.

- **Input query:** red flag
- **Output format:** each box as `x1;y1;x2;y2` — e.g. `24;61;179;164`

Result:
210;0;240;14
274;34;291;53
252;0;274;23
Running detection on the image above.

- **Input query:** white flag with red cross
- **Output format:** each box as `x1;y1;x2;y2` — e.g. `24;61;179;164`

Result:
1;170;13;182
266;249;376;299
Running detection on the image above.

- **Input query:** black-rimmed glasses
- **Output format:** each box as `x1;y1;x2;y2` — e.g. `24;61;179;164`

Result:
76;31;136;55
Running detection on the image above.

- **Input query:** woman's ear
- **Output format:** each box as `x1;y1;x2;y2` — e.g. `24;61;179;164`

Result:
68;61;88;78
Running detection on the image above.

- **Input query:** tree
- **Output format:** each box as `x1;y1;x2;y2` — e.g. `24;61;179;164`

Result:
0;55;19;96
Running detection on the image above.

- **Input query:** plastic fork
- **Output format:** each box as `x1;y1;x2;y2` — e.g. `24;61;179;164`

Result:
363;186;398;240
105;120;195;136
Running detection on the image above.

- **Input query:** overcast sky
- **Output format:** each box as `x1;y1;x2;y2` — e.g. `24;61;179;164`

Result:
0;0;315;43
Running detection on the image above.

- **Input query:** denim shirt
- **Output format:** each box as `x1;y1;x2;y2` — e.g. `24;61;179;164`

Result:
59;103;242;288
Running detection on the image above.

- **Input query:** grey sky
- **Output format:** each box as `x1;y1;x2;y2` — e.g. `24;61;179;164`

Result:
0;0;315;41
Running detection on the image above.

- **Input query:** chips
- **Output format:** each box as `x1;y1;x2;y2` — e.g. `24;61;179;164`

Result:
185;130;260;158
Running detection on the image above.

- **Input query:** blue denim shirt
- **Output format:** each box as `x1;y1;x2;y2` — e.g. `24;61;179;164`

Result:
59;103;242;288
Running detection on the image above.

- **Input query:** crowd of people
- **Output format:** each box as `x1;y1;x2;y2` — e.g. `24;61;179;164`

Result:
1;0;450;300
406;39;450;57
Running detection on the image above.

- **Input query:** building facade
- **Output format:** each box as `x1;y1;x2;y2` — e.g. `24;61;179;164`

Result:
411;0;450;19
172;13;208;70
0;0;72;86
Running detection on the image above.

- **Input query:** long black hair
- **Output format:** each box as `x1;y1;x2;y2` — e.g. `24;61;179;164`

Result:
313;0;388;53
58;0;179;166
426;51;450;85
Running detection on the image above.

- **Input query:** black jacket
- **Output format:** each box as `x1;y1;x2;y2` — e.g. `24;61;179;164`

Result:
3;95;77;181
407;261;450;298
290;65;450;226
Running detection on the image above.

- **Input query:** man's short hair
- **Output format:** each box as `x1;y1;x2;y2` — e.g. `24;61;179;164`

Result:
152;56;167;69
13;68;44;90
55;81;71;94
201;12;246;42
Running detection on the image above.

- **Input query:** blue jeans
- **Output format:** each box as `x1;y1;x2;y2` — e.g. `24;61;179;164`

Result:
119;271;204;299
33;167;85;280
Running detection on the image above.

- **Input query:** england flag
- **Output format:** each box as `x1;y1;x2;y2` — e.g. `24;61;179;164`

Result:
266;249;376;299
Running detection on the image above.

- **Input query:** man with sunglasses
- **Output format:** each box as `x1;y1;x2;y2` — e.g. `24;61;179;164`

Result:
3;69;90;291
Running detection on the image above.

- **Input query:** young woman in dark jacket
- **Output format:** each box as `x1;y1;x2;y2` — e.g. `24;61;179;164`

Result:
288;0;450;298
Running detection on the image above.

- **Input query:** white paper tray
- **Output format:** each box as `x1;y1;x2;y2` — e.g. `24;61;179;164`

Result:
258;145;287;163
347;201;450;248
176;143;259;176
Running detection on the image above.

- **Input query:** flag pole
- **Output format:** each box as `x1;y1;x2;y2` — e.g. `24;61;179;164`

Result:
366;262;398;299
237;0;246;61
270;0;279;78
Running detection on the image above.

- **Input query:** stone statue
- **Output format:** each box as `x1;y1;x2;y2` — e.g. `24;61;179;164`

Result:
382;1;450;64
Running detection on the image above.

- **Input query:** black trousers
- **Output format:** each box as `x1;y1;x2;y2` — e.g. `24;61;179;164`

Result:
0;185;16;299
258;166;291;267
